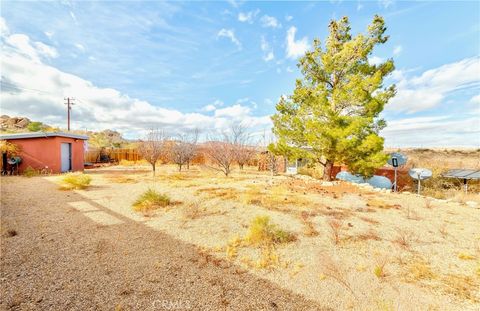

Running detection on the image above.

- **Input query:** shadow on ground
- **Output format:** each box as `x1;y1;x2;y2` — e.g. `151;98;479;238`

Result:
0;176;331;310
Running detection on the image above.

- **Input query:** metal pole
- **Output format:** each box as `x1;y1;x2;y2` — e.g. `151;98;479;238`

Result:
394;167;398;192
417;174;421;195
464;179;468;194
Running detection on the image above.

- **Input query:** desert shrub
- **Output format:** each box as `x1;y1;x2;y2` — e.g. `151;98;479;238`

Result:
60;173;92;190
298;163;324;179
244;215;295;246
393;228;415;250
405;258;436;282
441;274;479;302
327;218;344;245
300;211;319;237
132;189;170;212
23;166;38;177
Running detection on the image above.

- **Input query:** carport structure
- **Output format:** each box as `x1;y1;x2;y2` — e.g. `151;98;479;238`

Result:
442;169;480;193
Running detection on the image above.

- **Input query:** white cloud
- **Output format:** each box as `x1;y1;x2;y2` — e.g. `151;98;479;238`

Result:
368;55;384;66
379;0;394;9
0;17;9;36
202;104;216;112
285;15;293;22
5;34;58;62
214;104;251;118
286;66;294;73
238;10;259;24
389;57;480;113
261;15;281;28
286;26;310;59
0;25;270;136
382;116;480;147
44;31;54;39
260;36;274;62
393;45;402;56
470;94;480;104
357;3;364;11
75;43;85;52
217;28;241;49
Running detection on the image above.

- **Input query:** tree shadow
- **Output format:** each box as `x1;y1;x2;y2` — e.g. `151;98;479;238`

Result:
1;176;332;310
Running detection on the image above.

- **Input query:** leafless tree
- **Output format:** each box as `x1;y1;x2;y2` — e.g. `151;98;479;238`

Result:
169;130;199;171
230;123;257;170
203;131;237;177
137;129;167;176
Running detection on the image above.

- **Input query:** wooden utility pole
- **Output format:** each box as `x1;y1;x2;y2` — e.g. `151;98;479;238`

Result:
64;97;75;131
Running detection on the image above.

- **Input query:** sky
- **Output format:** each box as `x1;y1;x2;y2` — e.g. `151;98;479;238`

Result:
0;0;479;147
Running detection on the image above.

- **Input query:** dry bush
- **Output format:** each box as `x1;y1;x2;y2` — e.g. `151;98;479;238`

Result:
366;198;400;209
355;229;381;242
23;166;39;177
196;187;239;201
105;174;136;183
319;253;356;298
59;173;92;190
327;218;344;245
299;211;319;237
393;228;416;250
358;216;380;225
404;257;436;282
243;216;296;246
182;200;223;221
373;255;389;279
132;189;171;213
441;274;479;302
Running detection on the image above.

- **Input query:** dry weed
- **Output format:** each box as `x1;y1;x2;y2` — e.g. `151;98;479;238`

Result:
404;257;436;282
367;198;400;209
299;211;319;237
441;274;479;302
393;228;416;250
373;255;389;279
327;218;344;245
355;229;381;242
319;253;356;299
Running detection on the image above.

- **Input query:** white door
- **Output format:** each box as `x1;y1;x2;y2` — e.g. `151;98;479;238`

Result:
61;143;72;172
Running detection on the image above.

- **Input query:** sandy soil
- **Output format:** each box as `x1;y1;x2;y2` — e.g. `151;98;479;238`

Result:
1;165;479;310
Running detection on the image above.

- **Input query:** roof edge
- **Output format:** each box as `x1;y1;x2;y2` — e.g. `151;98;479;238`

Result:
0;132;89;140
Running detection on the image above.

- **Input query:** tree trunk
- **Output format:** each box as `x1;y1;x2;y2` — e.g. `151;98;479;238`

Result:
239;163;244;170
152;163;156;177
178;164;182;171
187;161;190;170
323;160;334;181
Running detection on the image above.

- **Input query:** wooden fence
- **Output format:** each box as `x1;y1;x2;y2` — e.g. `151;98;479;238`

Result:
85;148;140;163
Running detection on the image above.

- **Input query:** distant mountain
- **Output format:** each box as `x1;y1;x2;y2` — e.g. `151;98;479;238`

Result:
0;115;131;148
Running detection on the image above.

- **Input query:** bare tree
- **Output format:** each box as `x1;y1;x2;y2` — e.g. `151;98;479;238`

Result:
203;131;236;177
137;129;167;176
169;130;199;171
230;123;257;170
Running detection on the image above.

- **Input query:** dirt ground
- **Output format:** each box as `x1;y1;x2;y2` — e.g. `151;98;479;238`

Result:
1;165;479;310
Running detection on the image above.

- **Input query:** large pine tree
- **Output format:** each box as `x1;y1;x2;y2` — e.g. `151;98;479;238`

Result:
271;15;396;180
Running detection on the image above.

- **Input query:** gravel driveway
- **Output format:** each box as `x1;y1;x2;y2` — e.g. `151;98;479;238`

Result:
0;176;328;310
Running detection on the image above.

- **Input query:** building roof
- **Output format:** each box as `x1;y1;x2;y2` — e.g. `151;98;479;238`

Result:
0;132;89;140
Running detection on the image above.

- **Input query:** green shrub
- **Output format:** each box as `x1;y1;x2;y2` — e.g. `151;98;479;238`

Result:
132;189;171;212
23;166;39;177
244;215;295;246
60;173;92;190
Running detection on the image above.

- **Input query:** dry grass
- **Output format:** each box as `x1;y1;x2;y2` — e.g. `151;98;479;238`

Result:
441;274;479;302
319;253;356;299
181;200;224;221
105;174;136;183
393;228;416;250
366;198;400;210
299;211;319;237
355;229;381;242
196;187;239;201
243;215;295;246
327;218;343;245
132;189;171;213
373;255;389;279
59;173;92;190
404;257;436;282
242;184;310;211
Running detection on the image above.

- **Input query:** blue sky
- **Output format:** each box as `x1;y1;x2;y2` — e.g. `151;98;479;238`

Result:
1;0;479;147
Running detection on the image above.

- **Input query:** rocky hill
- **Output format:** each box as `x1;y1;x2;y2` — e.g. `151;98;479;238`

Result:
0;115;130;148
